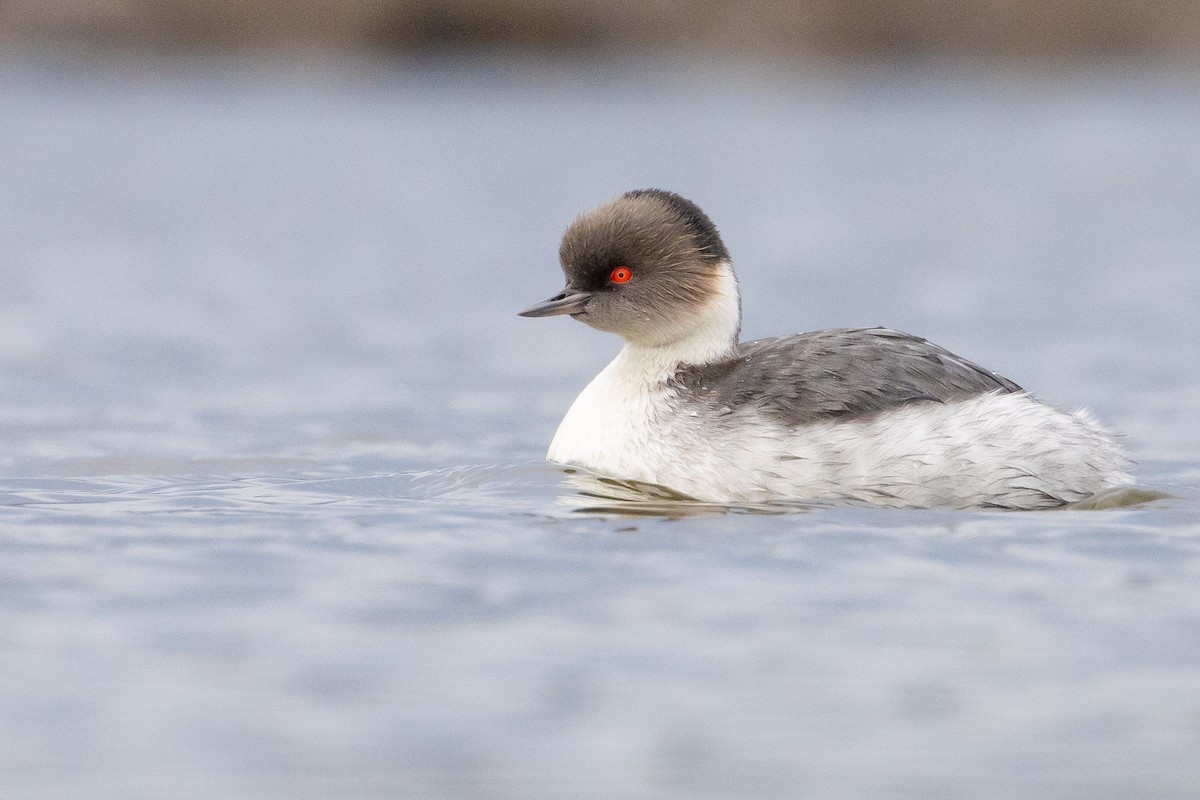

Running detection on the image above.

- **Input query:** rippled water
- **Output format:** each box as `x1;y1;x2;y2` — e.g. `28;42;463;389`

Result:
2;53;1199;798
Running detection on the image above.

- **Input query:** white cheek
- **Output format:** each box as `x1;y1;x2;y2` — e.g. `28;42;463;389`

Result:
622;262;741;359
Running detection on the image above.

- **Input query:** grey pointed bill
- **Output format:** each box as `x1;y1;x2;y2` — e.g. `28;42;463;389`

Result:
518;288;594;318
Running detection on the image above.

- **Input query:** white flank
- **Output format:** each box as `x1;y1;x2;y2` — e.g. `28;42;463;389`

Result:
549;342;1130;509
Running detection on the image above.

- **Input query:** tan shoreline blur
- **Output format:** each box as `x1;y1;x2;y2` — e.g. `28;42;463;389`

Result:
2;0;1199;59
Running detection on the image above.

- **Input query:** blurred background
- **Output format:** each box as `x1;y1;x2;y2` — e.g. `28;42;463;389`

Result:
3;0;1200;58
3;4;1200;800
3;0;1198;475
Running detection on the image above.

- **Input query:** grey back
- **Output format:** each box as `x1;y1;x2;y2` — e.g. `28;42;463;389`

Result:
674;327;1023;425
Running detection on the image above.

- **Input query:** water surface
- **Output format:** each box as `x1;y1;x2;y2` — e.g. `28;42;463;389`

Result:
1;54;1198;799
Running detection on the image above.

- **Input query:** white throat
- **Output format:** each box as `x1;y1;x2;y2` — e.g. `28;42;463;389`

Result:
546;262;741;478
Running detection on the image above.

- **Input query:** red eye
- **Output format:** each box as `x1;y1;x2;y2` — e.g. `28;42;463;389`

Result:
610;267;633;284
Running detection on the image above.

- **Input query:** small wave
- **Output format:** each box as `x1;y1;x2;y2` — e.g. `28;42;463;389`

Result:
1064;485;1176;510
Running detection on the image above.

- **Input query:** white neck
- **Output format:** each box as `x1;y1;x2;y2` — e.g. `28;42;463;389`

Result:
547;262;742;477
624;261;741;372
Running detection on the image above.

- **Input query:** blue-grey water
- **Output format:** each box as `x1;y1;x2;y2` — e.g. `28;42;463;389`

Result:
2;53;1199;799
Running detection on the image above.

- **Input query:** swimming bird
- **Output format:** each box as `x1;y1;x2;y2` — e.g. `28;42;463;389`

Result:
519;189;1129;509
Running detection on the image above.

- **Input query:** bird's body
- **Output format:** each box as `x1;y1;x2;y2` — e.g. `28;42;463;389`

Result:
520;189;1129;509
